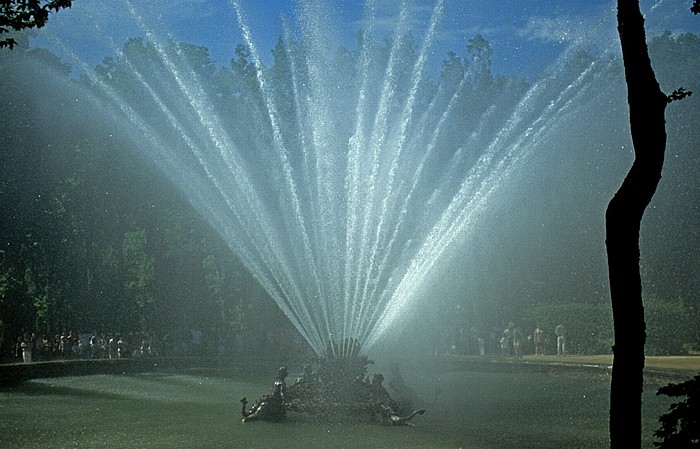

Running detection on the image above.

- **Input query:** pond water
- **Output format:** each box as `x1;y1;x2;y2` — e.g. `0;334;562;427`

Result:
0;361;674;448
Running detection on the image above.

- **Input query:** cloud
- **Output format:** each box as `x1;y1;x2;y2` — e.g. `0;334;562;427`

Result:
354;1;443;40
517;8;621;59
519;16;583;44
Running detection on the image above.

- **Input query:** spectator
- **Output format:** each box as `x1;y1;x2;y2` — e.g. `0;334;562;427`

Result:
14;337;23;361
513;325;523;359
534;323;545;356
21;337;32;363
117;336;126;358
555;324;566;356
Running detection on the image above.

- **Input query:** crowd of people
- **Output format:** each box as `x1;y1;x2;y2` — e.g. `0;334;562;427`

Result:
7;326;311;364
12;331;159;363
9;321;569;364
452;322;567;358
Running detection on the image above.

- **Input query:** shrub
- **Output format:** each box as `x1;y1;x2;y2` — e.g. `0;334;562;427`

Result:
644;296;695;356
654;374;700;448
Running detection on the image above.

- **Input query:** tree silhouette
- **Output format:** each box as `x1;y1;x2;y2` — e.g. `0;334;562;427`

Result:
0;0;72;49
608;1;692;447
654;375;700;448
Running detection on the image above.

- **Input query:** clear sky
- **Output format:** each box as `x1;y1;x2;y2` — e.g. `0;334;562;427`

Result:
31;0;700;81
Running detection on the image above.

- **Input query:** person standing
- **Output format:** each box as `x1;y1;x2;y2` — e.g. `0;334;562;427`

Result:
14;337;23;361
20;337;32;363
117;336;126;358
504;322;515;357
513;325;523;359
534;323;545;356
555;323;566;356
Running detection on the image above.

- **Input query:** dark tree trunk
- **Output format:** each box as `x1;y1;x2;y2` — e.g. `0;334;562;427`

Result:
607;1;668;447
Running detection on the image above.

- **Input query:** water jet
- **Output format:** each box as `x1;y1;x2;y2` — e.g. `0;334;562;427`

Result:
57;0;611;360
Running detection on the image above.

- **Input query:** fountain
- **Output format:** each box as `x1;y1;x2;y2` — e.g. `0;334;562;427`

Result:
54;0;611;361
3;0;697;441
13;0;621;425
240;340;425;424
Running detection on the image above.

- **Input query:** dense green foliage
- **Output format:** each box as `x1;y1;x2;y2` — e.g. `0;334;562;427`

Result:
644;296;698;356
0;37;277;351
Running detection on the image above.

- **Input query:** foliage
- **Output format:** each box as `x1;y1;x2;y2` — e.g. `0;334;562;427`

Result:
527;302;614;354
0;0;72;49
0;253;16;308
654;374;700;448
644;296;697;355
667;87;692;102
524;296;697;356
0;40;263;342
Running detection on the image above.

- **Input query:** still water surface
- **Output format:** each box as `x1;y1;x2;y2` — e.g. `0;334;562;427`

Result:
0;363;673;448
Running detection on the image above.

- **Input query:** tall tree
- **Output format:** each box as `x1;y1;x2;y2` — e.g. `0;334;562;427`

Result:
607;1;691;447
0;0;72;49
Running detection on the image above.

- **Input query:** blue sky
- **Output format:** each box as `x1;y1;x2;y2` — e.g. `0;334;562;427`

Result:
33;0;700;80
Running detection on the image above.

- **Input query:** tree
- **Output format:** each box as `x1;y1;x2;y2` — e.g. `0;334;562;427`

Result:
0;0;72;49
607;1;692;447
654;375;700;448
122;227;155;331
